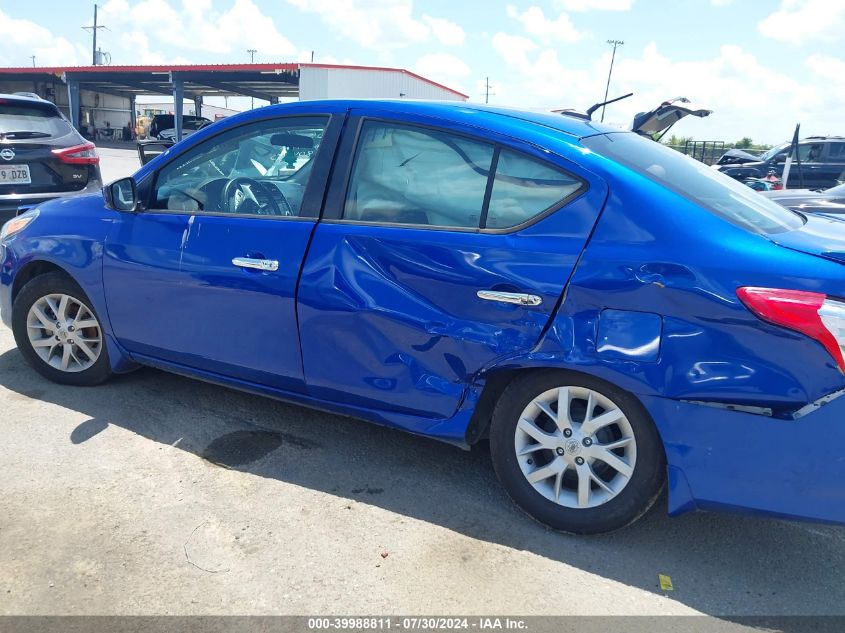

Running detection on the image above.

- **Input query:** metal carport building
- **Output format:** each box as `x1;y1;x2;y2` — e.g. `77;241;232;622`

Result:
0;62;468;139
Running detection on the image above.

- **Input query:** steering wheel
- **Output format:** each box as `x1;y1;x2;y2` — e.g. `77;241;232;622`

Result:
222;177;289;216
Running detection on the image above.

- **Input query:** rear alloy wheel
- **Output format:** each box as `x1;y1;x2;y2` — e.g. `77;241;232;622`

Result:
490;371;665;534
12;272;112;386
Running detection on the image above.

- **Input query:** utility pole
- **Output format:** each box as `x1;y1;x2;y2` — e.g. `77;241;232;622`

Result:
600;39;624;123
484;77;495;104
247;48;258;109
82;4;107;65
29;55;36;67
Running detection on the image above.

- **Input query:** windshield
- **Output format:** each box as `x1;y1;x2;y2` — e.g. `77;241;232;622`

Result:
0;102;73;138
183;118;210;130
583;132;805;234
759;143;789;162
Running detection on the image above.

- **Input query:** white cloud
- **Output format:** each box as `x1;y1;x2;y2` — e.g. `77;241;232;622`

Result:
555;0;633;11
99;0;297;61
286;0;436;51
415;53;471;78
0;9;87;66
506;5;583;43
492;32;540;67
414;52;470;95
422;15;466;46
489;36;841;144
758;0;845;44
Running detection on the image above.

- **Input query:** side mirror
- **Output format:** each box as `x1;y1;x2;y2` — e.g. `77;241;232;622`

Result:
104;177;138;212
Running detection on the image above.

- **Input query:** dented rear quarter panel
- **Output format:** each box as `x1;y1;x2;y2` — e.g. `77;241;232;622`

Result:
509;146;845;413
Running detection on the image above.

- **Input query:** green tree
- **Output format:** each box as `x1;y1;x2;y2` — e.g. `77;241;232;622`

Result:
735;137;754;149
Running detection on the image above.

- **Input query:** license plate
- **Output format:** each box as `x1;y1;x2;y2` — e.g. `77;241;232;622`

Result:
0;164;31;185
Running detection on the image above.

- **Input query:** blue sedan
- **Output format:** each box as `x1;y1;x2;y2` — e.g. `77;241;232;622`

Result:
2;100;844;534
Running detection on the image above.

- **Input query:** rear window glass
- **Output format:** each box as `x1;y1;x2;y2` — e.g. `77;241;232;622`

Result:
583;132;805;234
0;102;72;138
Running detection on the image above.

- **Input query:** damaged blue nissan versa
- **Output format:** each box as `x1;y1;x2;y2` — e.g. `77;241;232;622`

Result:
2;100;845;534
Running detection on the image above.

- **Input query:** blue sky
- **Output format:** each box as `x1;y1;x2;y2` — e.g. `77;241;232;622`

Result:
1;0;843;143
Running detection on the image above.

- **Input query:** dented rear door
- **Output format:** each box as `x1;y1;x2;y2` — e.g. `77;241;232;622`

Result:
297;112;608;419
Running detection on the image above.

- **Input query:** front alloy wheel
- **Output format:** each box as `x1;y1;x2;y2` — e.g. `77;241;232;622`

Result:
26;293;103;372
12;272;112;386
490;371;665;534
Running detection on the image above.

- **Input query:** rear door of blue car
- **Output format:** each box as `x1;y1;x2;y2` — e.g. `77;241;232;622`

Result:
297;109;608;420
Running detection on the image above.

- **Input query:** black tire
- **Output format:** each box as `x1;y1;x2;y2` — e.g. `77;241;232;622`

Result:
489;370;665;535
12;271;112;386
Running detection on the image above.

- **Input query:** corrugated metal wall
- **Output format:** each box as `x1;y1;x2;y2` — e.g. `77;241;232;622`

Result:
299;66;465;102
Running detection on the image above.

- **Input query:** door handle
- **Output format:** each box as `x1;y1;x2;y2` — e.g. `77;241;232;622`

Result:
477;290;542;306
232;257;279;272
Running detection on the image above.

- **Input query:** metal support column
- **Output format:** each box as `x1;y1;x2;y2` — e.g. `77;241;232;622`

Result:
129;94;137;140
193;95;203;118
269;96;279;105
66;77;81;133
172;77;184;140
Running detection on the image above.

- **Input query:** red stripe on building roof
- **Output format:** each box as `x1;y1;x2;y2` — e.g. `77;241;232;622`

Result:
0;62;469;99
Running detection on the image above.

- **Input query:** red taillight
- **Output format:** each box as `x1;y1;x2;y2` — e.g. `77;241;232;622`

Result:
52;142;99;165
737;286;845;372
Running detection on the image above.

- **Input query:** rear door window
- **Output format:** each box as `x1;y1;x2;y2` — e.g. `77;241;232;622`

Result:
344;122;493;228
486;150;584;229
343;120;584;230
828;143;845;160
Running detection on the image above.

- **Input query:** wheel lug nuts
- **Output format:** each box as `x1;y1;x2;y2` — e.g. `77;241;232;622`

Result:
563;429;572;438
583;438;593;447
55;335;60;341
556;447;565;456
68;326;74;332
575;457;585;465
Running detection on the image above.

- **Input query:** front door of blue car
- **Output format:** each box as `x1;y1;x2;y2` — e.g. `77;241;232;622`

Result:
297;113;608;420
103;112;342;392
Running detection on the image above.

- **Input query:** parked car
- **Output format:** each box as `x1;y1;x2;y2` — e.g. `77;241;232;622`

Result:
715;136;845;189
762;182;845;214
147;114;211;140
0;93;101;222
3;100;845;534
157;118;213;143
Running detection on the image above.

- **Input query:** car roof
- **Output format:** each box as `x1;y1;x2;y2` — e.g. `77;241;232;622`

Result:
0;92;56;105
280;99;622;140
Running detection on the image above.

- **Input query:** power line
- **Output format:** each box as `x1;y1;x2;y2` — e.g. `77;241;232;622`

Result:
600;39;624;123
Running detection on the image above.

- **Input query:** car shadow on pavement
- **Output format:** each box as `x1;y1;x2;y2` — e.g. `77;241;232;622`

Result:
1;347;843;620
